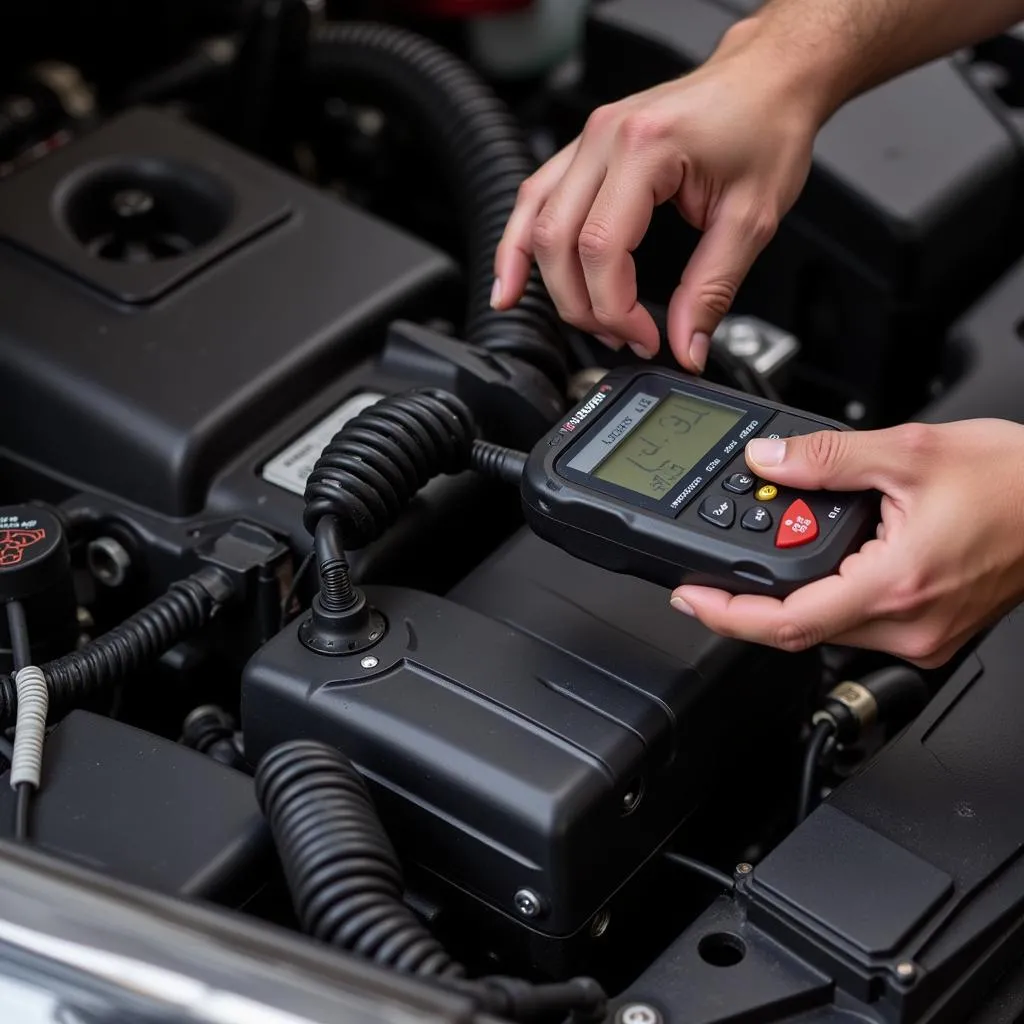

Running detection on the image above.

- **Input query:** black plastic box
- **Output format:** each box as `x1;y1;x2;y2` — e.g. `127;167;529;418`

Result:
0;107;457;517
0;711;269;906
243;531;808;973
612;609;1024;1023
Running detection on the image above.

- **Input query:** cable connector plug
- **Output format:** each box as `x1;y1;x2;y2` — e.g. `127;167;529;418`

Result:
298;517;385;657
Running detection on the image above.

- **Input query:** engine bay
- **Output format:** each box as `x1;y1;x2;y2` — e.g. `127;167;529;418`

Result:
2;2;1024;1022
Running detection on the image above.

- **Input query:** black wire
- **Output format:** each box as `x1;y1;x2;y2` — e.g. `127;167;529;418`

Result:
280;549;315;629
663;851;736;892
6;600;30;673
797;719;836;824
0;735;12;768
6;601;34;841
13;782;30;841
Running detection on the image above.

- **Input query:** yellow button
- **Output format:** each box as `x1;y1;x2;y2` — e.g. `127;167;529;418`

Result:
755;484;778;502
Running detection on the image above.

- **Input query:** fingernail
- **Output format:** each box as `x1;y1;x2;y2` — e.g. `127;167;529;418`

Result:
747;438;786;467
670;596;694;617
595;333;625;351
629;341;654;360
690;332;710;372
490;277;503;309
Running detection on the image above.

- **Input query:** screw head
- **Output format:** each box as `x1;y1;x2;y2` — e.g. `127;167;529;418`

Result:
736;862;753;876
360;656;378;670
895;961;916;982
513;888;542;919
616;1004;661;1024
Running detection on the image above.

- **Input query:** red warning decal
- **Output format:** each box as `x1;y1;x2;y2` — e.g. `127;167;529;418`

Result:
0;528;46;566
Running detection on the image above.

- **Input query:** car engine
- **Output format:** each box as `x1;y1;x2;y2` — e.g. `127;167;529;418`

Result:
2;3;1024;1023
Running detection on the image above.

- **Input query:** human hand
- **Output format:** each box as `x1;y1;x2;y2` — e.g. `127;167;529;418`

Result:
669;420;1024;667
492;21;822;371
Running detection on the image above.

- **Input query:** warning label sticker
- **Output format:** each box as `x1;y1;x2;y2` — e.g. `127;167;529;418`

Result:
261;392;385;497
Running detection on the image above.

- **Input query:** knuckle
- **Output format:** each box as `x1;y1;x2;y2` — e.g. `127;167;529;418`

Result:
532;209;563;257
591;304;623;328
770;620;821;654
584;104;618;135
578;219;616;267
805;430;847;472
618;111;669;148
696;277;737;320
516;175;539;206
896;627;943;665
894;422;936;463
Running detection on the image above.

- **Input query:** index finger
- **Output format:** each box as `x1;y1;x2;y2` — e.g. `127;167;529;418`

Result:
493;139;579;310
671;545;889;652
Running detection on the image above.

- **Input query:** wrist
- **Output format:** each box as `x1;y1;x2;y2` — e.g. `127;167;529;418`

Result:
713;15;862;127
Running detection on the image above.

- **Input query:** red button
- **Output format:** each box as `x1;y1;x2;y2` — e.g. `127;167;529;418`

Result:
776;499;819;548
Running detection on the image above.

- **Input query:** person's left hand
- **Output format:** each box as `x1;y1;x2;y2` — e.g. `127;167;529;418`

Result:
669;419;1024;667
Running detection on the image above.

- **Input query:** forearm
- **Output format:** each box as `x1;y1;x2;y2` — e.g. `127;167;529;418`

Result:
726;0;1024;122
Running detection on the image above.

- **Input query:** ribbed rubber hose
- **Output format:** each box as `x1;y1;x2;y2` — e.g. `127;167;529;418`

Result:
307;22;568;389
256;740;465;977
255;740;608;1023
303;387;525;540
0;566;232;727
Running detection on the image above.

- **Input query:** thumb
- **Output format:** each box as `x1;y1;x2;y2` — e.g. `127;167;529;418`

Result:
745;427;919;492
667;198;774;373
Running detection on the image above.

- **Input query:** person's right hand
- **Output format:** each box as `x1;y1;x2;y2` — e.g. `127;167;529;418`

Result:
492;21;825;371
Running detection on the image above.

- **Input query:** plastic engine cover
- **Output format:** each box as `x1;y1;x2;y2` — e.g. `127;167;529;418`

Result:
0;107;456;516
242;541;805;972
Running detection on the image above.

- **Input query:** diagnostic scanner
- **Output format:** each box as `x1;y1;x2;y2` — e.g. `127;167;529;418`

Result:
522;367;879;597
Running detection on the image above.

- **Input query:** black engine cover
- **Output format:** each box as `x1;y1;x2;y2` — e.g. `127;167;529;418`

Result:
575;0;1024;422
0;107;456;517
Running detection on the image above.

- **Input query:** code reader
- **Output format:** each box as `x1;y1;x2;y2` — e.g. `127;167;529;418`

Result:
522;367;878;597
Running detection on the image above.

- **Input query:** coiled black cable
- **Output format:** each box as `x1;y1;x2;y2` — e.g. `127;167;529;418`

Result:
0;566;233;728
307;22;567;389
303;388;524;540
256;740;463;977
256;740;607;1022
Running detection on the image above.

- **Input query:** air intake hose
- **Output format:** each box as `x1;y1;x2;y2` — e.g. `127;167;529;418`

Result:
255;740;607;1022
307;22;567;390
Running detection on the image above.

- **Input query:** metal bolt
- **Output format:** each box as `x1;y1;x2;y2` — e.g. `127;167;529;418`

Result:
590;908;611;938
616;1004;662;1024
86;536;132;588
725;321;763;359
736;862;753;876
360;656;378;670
112;189;155;219
513;888;542;919
622;788;642;814
895;961;916;982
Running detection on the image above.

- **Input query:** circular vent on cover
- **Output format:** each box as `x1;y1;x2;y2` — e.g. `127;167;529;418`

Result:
62;158;234;264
